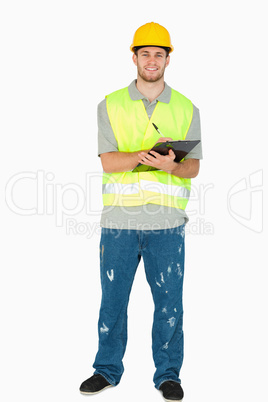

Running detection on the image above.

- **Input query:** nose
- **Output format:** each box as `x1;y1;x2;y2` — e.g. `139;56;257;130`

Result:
147;55;158;64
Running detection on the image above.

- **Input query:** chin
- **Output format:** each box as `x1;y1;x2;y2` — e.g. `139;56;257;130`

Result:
141;74;162;83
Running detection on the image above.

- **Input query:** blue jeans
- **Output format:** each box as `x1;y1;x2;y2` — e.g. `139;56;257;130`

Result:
93;225;185;389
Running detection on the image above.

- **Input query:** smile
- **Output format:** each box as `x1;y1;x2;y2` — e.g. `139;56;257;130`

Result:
145;67;158;71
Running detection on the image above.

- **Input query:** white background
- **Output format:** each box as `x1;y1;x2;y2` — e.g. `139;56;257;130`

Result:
1;1;267;401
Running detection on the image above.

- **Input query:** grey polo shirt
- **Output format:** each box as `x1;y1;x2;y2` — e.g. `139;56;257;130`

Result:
98;80;202;230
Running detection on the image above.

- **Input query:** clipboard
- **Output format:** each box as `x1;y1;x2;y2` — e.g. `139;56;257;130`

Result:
132;140;200;172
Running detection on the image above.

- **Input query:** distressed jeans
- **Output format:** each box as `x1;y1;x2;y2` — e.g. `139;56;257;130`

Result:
93;224;185;389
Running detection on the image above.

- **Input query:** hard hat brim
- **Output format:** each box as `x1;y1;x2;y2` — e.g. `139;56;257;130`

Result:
130;44;174;53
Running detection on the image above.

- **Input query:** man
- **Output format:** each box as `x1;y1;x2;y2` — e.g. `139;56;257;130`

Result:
80;22;202;402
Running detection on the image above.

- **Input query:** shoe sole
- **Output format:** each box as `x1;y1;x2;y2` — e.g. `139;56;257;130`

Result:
80;384;113;395
163;398;183;402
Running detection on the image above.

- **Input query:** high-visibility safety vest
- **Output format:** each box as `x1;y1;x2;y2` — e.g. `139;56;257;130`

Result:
102;86;193;210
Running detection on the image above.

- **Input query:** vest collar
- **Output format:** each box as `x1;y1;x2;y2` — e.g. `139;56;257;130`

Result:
128;79;171;104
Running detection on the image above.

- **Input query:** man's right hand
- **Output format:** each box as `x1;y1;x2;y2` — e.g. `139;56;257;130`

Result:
100;138;174;173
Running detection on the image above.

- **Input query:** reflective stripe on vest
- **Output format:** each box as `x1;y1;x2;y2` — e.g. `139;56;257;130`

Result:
103;86;193;209
103;180;190;198
103;182;139;195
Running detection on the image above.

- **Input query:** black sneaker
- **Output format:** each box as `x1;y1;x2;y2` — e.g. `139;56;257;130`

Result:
80;374;113;395
159;380;184;401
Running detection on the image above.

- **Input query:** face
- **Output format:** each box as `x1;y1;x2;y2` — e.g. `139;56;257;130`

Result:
132;47;170;83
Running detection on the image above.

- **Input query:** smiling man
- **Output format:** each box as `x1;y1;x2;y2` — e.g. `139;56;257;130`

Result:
79;22;203;402
134;46;170;84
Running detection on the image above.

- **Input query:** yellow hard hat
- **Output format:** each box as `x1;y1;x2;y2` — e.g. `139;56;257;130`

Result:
130;22;174;53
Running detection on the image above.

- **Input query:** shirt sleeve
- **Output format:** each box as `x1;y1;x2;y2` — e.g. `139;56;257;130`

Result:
184;104;203;160
97;98;118;156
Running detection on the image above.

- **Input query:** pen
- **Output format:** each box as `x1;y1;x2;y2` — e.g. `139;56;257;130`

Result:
152;123;165;137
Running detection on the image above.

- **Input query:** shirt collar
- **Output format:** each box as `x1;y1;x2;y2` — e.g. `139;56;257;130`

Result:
128;79;171;103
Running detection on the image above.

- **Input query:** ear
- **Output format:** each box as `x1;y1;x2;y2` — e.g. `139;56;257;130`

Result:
165;55;170;68
132;53;137;66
